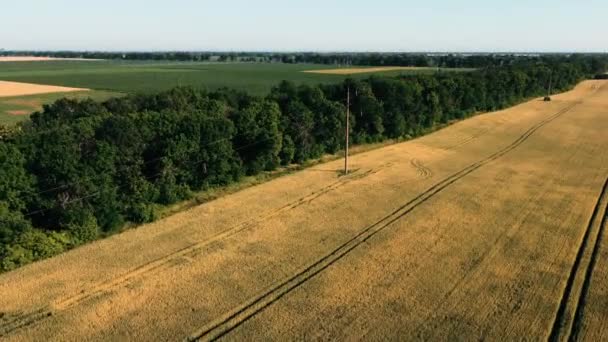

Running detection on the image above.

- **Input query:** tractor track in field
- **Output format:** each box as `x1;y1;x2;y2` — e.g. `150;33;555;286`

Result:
0;166;387;338
410;158;433;179
187;100;581;341
445;128;492;151
442;81;604;155
571;189;608;341
548;176;608;342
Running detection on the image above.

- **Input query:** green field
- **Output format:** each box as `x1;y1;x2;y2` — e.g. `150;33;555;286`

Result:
0;61;465;94
0;60;470;124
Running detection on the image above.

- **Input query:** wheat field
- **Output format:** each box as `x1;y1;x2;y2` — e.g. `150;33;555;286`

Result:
0;80;87;98
0;81;607;341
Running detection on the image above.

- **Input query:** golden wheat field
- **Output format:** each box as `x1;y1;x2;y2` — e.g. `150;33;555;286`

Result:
1;81;607;341
0;81;88;98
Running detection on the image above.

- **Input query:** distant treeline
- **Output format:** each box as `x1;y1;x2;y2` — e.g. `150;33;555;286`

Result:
3;50;608;69
0;55;606;271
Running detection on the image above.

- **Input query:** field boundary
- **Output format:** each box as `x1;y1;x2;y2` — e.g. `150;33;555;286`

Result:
187;100;581;341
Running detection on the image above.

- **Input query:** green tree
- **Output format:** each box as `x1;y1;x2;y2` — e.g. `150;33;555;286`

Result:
232;99;282;174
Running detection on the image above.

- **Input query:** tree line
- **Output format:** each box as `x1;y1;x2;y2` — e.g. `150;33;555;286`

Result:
4;50;607;70
0;56;606;271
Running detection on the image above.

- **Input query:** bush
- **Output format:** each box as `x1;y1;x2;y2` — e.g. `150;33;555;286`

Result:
0;230;69;272
128;203;157;224
65;212;100;245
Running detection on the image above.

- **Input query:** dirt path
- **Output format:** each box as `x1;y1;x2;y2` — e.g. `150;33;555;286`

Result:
1;81;607;341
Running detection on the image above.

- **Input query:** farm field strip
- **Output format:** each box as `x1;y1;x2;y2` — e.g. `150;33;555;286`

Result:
187;99;584;341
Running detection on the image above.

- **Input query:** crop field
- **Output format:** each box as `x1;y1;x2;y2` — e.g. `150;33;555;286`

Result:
0;80;606;340
0;60;462;96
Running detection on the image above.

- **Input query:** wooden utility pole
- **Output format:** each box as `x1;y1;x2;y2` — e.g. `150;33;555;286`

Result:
345;86;350;175
544;72;553;102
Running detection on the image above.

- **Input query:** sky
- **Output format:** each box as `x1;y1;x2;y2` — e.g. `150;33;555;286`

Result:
2;0;607;52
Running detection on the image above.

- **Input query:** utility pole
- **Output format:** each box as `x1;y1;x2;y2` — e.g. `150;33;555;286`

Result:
345;85;350;175
544;71;553;102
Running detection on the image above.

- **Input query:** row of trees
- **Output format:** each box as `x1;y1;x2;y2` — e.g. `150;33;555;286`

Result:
289;53;608;70
0;56;606;271
4;50;607;70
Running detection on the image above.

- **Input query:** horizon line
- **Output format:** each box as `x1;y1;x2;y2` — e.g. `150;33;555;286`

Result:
2;49;608;55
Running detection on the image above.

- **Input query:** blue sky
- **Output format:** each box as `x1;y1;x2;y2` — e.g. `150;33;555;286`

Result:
2;0;606;52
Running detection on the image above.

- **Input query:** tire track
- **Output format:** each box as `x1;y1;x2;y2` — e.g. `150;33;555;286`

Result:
412;133;600;338
445;127;492;151
0;167;384;338
410;158;433;179
548;177;608;342
571;198;608;341
0;309;52;338
187;100;581;341
444;81;605;154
